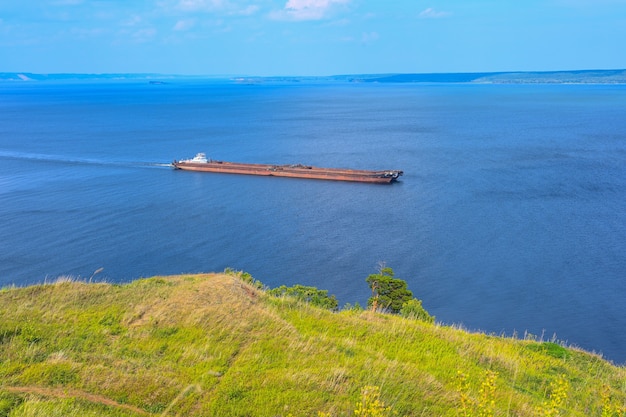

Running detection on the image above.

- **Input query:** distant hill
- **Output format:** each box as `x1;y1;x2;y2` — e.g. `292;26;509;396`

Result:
474;69;626;84
0;73;185;82
354;69;626;84
1;272;624;416
2;69;626;84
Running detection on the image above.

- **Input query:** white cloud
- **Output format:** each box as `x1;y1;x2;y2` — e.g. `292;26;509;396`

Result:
70;27;107;38
176;0;224;12
132;27;157;42
122;15;143;27
272;0;351;21
326;17;350;26
361;31;379;44
419;7;451;19
556;0;626;6
234;5;260;16
164;0;258;17
51;0;84;5
173;19;196;31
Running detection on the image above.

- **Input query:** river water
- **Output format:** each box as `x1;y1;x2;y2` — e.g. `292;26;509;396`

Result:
1;80;625;363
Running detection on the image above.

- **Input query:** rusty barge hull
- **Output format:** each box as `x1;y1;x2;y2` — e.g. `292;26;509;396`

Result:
172;160;403;184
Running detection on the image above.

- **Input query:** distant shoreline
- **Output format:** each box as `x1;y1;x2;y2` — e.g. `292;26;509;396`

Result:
2;69;626;84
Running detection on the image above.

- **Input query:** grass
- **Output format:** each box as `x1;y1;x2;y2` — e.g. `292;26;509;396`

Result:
1;273;625;416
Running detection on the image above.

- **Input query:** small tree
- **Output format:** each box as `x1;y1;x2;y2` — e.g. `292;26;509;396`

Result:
366;266;413;314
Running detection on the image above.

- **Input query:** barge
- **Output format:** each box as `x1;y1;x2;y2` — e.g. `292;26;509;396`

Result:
172;153;402;184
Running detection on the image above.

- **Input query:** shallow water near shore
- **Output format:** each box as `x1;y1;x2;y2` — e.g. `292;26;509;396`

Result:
1;80;625;363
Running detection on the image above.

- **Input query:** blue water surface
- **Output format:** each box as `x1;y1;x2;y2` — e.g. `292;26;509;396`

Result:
1;80;625;363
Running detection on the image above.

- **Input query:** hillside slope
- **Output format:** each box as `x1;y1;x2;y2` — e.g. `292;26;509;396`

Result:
1;274;624;416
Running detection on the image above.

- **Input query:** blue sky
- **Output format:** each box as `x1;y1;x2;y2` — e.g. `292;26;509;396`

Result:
1;0;625;75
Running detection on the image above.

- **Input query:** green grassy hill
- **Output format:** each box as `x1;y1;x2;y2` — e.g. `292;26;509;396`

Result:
1;273;624;416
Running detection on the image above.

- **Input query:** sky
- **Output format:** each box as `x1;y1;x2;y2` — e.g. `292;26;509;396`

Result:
1;0;625;76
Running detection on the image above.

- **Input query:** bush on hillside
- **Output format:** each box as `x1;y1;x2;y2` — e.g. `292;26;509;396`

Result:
400;298;435;323
224;267;265;289
268;284;339;311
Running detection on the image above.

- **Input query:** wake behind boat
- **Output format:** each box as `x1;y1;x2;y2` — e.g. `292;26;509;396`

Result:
172;153;403;184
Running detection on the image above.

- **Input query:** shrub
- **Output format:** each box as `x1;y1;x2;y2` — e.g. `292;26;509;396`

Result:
526;342;570;359
342;302;364;312
224;268;264;289
268;285;338;311
400;298;434;323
